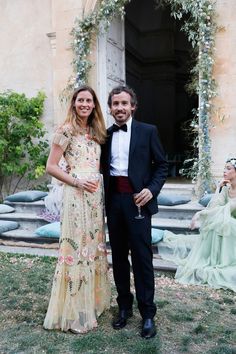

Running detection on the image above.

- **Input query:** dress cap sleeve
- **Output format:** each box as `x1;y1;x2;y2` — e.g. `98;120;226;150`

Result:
52;125;72;152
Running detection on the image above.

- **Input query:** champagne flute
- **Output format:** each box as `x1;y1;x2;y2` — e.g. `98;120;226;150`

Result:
133;193;145;219
88;173;101;191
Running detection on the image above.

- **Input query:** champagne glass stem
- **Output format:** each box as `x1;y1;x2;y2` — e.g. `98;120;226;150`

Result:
138;206;142;217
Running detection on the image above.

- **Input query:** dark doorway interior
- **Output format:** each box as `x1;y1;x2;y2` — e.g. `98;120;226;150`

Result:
125;0;197;177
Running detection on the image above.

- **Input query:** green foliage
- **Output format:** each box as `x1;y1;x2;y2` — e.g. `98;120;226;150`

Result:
0;91;49;199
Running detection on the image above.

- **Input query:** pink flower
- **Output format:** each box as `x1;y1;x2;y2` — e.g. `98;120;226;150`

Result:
65;255;74;266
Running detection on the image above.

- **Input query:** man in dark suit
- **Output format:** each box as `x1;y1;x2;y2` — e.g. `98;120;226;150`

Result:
101;85;168;339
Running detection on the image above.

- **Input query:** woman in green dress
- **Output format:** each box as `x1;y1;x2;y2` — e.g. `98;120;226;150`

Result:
159;158;236;292
43;85;110;334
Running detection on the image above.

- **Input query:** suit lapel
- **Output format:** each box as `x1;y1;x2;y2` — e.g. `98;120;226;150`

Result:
128;119;138;165
107;128;113;166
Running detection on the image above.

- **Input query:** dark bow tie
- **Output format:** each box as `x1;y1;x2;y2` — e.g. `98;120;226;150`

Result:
112;123;127;132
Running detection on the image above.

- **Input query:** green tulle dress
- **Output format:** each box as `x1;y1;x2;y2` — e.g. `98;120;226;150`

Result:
159;186;236;292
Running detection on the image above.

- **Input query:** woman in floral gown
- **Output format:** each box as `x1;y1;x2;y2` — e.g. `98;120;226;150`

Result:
43;85;110;333
159;158;236;292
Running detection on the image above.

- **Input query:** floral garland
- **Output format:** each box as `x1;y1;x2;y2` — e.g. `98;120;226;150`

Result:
68;0;130;90
70;0;217;196
156;0;217;196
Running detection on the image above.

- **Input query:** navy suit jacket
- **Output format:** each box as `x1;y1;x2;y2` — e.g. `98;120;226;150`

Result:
101;119;168;215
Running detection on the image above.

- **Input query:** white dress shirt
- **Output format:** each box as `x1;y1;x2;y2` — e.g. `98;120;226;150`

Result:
110;117;132;176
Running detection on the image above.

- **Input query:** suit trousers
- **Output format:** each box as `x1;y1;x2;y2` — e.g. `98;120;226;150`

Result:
106;192;157;319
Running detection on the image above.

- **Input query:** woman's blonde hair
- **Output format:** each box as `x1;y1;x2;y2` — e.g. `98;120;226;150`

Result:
64;85;106;144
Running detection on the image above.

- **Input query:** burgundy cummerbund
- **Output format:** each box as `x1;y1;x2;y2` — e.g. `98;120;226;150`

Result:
110;176;134;193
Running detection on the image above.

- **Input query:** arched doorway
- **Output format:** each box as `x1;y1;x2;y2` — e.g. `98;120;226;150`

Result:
125;0;197;177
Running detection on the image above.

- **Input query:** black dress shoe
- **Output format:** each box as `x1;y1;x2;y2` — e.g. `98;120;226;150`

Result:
112;309;133;330
141;319;156;339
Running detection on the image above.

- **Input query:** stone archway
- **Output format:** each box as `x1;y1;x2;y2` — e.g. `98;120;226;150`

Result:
124;0;197;177
74;0;227;193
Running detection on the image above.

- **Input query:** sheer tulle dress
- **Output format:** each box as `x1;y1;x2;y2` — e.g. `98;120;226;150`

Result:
43;125;111;333
159;186;236;292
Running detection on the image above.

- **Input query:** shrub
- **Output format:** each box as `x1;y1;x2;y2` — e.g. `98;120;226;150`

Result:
0;91;49;200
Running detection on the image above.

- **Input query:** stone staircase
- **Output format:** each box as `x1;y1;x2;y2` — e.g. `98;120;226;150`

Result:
0;181;204;270
153;181;202;232
0;200;52;244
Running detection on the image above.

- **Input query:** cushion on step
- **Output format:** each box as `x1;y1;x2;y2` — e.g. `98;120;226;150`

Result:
157;193;190;206
151;228;164;244
0;220;19;234
0;204;15;213
5;190;48;202
198;193;213;207
35;222;60;238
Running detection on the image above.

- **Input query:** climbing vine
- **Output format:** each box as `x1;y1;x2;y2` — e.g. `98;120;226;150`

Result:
68;0;130;90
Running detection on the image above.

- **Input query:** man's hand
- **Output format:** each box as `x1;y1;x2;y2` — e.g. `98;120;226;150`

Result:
134;188;153;206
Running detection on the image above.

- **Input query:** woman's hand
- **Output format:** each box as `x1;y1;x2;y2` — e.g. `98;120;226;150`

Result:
190;213;198;230
73;178;98;193
219;179;231;189
83;180;99;193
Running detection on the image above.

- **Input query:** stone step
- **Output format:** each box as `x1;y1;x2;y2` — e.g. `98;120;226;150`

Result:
157;237;196;256
157;201;203;220
162;182;194;198
0;244;177;272
0;213;198;244
4;182;194;214
0;228;161;255
4;198;202;221
4;200;45;214
152;217;199;234
0;212;48;230
0;229;57;244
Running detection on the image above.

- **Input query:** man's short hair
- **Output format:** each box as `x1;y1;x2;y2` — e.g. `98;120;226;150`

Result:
107;85;138;111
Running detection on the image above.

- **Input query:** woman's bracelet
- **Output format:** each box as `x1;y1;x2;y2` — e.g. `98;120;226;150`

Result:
72;177;80;188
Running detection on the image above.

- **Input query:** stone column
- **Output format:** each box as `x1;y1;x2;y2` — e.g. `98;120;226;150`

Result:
211;0;236;181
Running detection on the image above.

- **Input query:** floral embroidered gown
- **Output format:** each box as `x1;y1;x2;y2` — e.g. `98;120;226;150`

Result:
43;125;110;333
159;186;236;292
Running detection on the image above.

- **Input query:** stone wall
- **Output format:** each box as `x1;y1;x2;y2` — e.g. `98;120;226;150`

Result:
0;0;53;129
211;0;236;181
0;0;85;136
